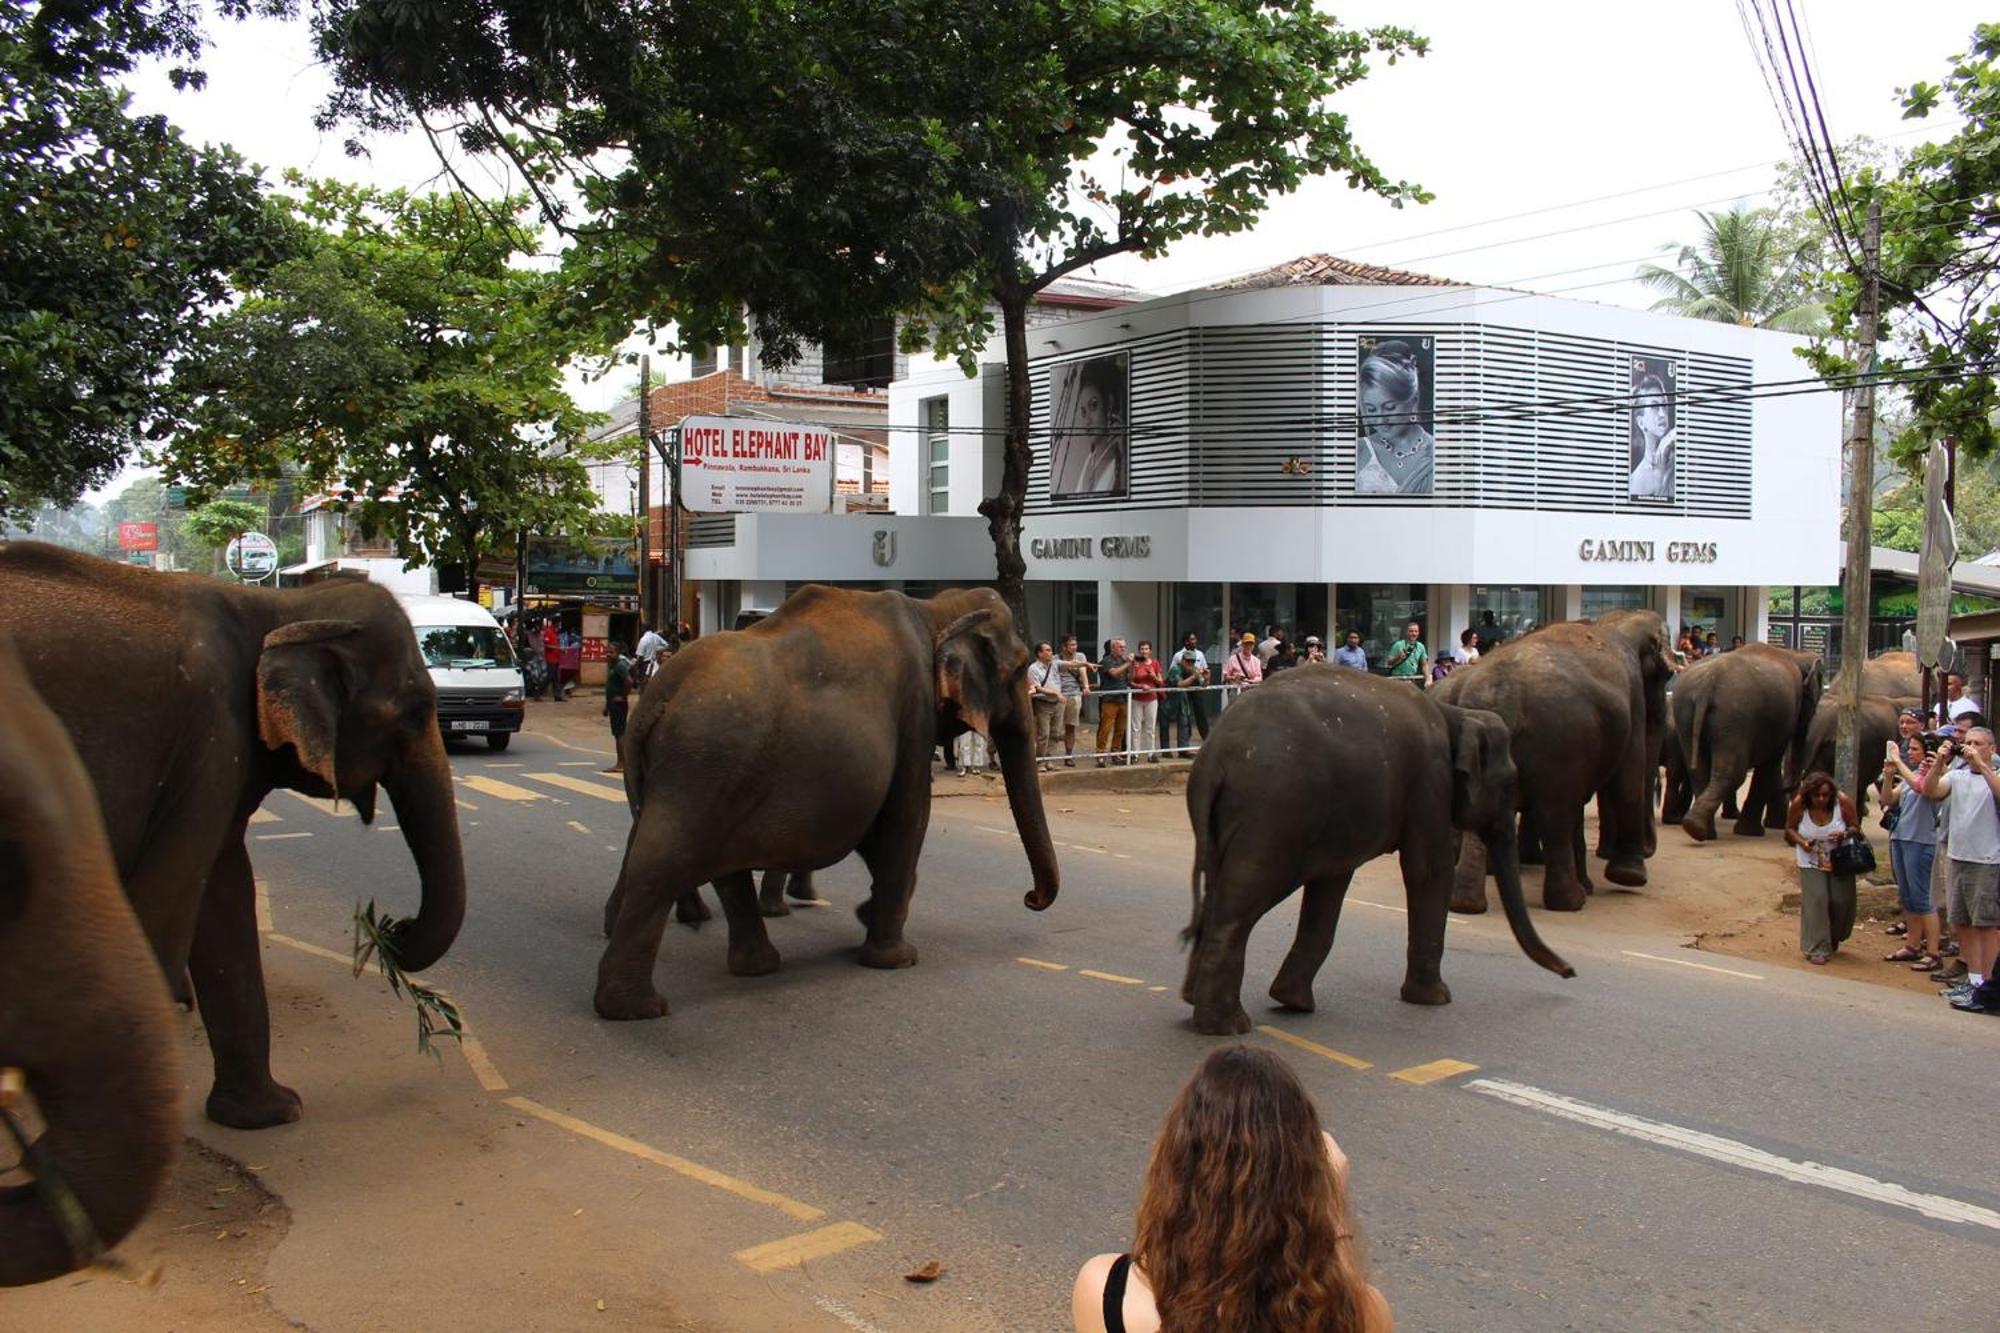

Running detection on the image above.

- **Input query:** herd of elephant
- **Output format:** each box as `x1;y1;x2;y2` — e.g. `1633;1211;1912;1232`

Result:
0;540;1906;1286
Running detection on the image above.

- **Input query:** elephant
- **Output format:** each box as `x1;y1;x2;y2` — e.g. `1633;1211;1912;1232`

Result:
0;544;466;1129
1435;620;1660;911
1672;643;1823;841
595;585;1060;1020
667;869;817;927
1;637;181;1286
1802;694;1920;815
1591;609;1676;858
1178;667;1574;1036
1828;649;1922;701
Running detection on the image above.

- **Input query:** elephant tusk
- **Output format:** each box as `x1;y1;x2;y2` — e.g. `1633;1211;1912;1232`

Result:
0;1065;22;1108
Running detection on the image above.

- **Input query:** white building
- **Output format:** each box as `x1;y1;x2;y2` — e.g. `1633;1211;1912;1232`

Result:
685;254;1842;658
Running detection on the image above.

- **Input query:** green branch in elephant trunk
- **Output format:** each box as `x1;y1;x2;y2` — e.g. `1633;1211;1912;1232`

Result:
375;725;467;971
352;901;466;1059
994;719;1060;910
1486;825;1577;980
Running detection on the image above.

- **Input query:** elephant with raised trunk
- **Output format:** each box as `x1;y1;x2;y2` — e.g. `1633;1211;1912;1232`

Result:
1673;643;1823;840
1435;619;1665;911
596;586;1060;1020
1;638;182;1286
0;544;467;1130
1179;667;1573;1036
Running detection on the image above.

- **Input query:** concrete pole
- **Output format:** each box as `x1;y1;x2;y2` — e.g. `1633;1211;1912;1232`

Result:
1834;199;1883;802
637;356;652;627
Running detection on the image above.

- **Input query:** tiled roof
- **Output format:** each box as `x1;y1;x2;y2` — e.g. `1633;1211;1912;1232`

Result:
1208;253;1458;291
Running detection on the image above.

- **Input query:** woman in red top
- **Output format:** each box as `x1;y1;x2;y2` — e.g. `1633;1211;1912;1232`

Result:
1130;640;1167;763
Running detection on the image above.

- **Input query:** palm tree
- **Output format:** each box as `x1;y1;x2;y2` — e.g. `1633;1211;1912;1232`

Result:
1636;203;1828;333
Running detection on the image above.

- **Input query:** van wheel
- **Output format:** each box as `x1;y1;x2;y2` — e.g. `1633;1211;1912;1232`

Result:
487;733;512;751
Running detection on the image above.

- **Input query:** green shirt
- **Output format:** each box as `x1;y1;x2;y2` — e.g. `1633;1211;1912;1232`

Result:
607;654;632;697
1386;638;1428;678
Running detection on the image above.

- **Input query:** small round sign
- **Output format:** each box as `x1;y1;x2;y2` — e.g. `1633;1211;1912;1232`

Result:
226;531;280;582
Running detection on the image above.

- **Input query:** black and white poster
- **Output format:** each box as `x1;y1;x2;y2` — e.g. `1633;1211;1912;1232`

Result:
1628;354;1677;500
1047;352;1129;501
1354;335;1435;496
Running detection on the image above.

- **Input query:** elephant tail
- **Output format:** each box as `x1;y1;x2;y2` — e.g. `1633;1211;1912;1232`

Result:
1181;760;1222;947
1686;688;1710;775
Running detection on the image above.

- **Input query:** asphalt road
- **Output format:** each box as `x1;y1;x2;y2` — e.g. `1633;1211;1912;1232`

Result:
240;726;2000;1332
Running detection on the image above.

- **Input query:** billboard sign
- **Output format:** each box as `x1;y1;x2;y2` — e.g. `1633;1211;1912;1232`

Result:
678;416;835;514
225;531;279;582
1047;353;1129;501
117;521;159;551
523;537;639;599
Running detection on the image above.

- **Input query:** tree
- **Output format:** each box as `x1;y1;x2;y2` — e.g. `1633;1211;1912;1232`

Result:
162;176;613;591
297;0;1428;628
183;496;264;574
0;0;292;516
1636;203;1828;333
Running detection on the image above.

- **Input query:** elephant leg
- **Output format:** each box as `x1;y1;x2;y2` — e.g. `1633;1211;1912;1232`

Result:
1681;762;1735;842
1735;766;1777;837
1269;871;1353;1013
1721;787;1742;821
853;774;931;970
674;888;714;926
1539;806;1589;912
714;872;781;976
1399;835;1453;1006
1516;808;1545;865
1573;820;1596;896
1601;750;1650;888
786;870;818;901
1183;868;1275;1036
1450;828;1490;914
189;832;301;1129
757;869;793;918
1763;766;1792;829
594;809;687;1020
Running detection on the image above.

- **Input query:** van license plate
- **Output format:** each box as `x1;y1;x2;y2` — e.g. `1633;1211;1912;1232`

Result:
450;720;488;731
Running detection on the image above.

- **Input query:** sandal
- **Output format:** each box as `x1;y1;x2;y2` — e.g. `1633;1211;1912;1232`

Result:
1887;922;1909;937
1884;946;1925;962
1807;953;1830;965
1942;941;1961;957
1910;954;1943;972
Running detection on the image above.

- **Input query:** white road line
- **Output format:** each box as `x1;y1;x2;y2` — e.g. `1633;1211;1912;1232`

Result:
1467;1078;2000;1232
256;832;314;841
1621;949;1764;980
558;760;600;767
813;1295;891;1333
972;825;1014;836
567;820;592;834
1347;898;1406;914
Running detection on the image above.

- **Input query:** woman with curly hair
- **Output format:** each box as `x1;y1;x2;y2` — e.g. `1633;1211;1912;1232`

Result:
1071;1046;1392;1332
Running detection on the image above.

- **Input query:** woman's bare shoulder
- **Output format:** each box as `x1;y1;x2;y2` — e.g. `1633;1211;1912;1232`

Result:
1071;1254;1122;1332
1361;1282;1396;1333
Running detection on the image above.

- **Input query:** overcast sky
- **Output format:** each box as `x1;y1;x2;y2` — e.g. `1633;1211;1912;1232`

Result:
98;0;1989;497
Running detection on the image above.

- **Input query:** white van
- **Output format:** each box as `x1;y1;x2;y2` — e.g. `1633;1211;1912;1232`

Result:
399;595;526;750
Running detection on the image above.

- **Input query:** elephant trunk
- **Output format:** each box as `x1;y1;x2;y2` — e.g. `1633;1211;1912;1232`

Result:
1485;822;1576;980
379;724;467;971
995;713;1060;910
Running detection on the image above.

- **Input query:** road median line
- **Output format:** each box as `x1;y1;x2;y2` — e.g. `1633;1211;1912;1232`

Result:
1078;968;1143;984
525;771;629;802
1621;949;1763;980
731;1220;882;1273
1255;1025;1373;1071
1389;1058;1480;1086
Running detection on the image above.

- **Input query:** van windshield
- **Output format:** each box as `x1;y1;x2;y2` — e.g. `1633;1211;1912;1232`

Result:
415;626;517;670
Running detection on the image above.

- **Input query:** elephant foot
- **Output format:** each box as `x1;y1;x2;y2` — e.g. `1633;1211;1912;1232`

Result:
1267;976;1316;1013
758;898;792;919
727;942;781;977
1543;880;1588;912
1605;857;1647;888
1190;1000;1254;1035
786;878;817;902
858;938;919;969
1680;816;1716;843
674;893;713;928
594;984;670;1021
1518;845;1545;867
1449;885;1490;914
1399;976;1452;1006
206;1079;303;1130
1732;819;1768;838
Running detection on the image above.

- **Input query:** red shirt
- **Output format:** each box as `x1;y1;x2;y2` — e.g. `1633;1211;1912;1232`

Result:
1131;657;1166;703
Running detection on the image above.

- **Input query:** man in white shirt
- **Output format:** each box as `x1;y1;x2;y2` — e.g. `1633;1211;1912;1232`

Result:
1918;727;2000;1009
1933;672;1982;728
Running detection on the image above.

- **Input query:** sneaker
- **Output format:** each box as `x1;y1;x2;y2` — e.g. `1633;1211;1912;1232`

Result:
1941;981;1976;1003
1949;992;1993;1013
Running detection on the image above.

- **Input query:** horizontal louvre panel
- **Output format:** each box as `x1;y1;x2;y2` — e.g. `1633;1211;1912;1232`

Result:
1025;322;1753;518
686;515;736;548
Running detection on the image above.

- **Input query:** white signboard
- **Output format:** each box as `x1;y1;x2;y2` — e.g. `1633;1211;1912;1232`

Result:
225;531;279;581
678;415;834;514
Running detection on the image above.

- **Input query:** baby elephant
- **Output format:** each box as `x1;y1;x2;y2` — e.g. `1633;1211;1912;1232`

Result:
1181;667;1574;1036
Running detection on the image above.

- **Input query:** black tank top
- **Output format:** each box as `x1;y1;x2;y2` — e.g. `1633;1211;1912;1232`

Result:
1103;1254;1134;1333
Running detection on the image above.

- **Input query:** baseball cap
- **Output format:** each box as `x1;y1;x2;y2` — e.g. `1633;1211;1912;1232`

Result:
1240;632;1257;645
1899;707;1923;721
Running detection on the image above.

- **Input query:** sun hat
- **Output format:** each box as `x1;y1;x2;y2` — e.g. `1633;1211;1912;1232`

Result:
1305;636;1322;645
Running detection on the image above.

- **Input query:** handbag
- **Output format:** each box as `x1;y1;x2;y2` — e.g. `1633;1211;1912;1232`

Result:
1879;799;1902;834
1831;830;1876;877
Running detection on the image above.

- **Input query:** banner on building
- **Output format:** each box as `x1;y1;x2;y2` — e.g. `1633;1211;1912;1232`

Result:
1353;336;1434;496
1047;352;1130;501
117;521;159;551
677;416;835;514
523;537;638;599
1628;355;1677;501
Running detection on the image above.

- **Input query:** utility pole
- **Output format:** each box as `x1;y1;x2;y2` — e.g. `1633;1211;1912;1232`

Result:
1834;197;1884;803
636;355;652;627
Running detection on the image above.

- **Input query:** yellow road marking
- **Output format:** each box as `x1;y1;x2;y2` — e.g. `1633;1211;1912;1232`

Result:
1147;985;1168;993
282;791;350;817
525;772;627;802
459;1035;510;1092
567;820;592;834
540;731;615;757
502;1096;823;1222
1255;1025;1372;1072
249;808;281;825
1079;968;1143;985
1016;957;1068;971
254;882;272;932
266;932;352;968
459;775;547;802
1390;1058;1480;1086
732;1221;882;1274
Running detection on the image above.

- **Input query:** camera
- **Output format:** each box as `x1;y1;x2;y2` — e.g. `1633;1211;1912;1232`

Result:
1922;732;1948;755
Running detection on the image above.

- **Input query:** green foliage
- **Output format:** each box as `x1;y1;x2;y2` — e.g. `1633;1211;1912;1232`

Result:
183;496;263;548
1636;203;1828;333
1872;450;2000;556
1811;23;2000;466
161;176;612;586
352;899;464;1059
0;0;294;516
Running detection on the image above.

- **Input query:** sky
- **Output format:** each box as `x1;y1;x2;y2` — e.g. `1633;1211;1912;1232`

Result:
94;0;1990;499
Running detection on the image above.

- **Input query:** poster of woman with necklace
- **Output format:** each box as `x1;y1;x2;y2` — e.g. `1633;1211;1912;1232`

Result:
1353;335;1435;496
1047;352;1129;501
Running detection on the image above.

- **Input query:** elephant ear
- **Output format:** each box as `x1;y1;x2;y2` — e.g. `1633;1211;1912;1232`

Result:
257;620;362;791
936;609;999;738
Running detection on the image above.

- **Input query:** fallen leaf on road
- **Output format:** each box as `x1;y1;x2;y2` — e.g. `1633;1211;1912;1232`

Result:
572;1208;584;1217
905;1260;944;1283
595;1299;606;1312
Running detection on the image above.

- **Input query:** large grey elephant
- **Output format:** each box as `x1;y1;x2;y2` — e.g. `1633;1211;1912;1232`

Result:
0;544;466;1129
1179;667;1573;1036
596;585;1059;1021
1802;693;1919;815
1;637;181;1286
1435;620;1662;911
1673;643;1823;840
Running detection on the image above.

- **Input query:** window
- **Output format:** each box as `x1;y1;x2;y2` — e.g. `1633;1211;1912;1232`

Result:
413;626;517;669
690;345;716;378
923;397;949;514
822;320;896;388
1580;587;1649;617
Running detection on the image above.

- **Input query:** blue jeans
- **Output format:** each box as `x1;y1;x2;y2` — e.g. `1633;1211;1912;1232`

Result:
1890;839;1936;915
